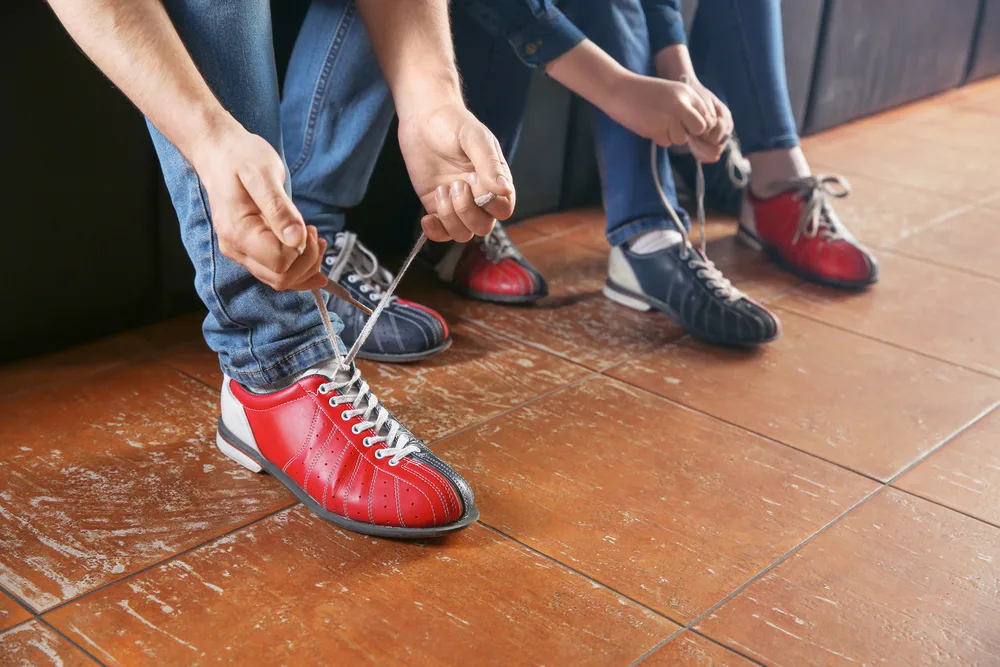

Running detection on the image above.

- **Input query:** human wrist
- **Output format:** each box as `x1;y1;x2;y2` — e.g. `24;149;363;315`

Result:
393;69;464;123
654;45;697;83
184;109;245;174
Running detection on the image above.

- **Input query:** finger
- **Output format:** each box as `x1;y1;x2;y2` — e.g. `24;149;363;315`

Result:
681;95;710;137
459;123;515;198
435;184;472;242
239;218;303;274
718;100;735;140
704;113;728;146
281;226;325;287
480;194;515;222
451;180;495;237
688;136;724;164
238;164;307;252
421;215;451;242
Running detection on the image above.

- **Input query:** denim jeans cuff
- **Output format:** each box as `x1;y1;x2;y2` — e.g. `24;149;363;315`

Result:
607;213;690;247
741;134;801;155
222;332;344;390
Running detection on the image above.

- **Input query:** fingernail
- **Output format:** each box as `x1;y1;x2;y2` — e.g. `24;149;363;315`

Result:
450;180;464;196
469;173;479;186
497;175;510;190
283;226;306;254
436;185;448;202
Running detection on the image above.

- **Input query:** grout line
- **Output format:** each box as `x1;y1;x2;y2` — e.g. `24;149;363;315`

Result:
881;247;1000;285
603;370;888;485
477;523;682;626
0;583;38;619
427;372;601;448
890;486;1000;531
767;304;1000;382
631;396;1000;664
882;401;1000;486
0;617;39;636
39;617;110;667
38;501;298;618
686;629;768;666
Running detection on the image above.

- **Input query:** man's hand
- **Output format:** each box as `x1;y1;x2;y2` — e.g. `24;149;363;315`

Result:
397;104;516;243
191;125;328;291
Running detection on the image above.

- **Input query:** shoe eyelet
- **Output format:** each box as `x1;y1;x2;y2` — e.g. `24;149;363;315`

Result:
373;448;384;458
351;425;362;435
324;257;334;266
363;437;373;448
317;386;328;395
387;458;400;467
347;275;358;283
329;398;337;407
340;410;351;420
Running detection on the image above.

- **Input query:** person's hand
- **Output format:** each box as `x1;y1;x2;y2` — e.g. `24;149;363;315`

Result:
683;77;733;164
608;73;713;150
190;125;327;291
397;103;516;243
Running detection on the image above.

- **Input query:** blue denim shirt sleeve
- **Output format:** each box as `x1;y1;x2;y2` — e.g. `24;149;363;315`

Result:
459;0;586;68
643;0;688;53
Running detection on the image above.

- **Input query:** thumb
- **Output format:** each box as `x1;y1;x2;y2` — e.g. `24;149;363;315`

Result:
680;95;710;138
239;166;307;252
460;123;515;198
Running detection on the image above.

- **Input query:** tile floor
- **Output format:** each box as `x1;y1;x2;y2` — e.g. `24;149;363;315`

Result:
3;80;1000;665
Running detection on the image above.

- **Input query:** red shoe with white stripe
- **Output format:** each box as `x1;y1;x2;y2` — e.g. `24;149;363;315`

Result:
434;223;548;303
739;175;878;290
216;362;479;538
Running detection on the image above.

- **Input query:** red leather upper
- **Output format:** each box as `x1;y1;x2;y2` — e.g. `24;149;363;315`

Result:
747;190;876;285
454;242;541;297
231;377;462;528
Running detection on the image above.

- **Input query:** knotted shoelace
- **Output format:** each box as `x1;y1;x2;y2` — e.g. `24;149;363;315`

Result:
780;174;851;244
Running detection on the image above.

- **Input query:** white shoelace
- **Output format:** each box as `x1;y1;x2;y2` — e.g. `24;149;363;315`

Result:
306;192;497;465
782;175;852;244
481;224;519;262
651;139;746;303
309;235;427;466
326;232;396;301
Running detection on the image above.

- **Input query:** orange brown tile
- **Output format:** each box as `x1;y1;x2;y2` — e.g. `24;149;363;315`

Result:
774;252;1000;377
890;206;1000;280
644;631;757;666
608;311;1000;480
0;362;293;612
0;621;95;666
697;489;1000;666
896;407;1000;527
436;376;876;622
47;511;678;665
0;592;30;632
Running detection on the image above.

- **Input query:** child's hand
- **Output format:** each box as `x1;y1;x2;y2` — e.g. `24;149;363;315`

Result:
609;74;712;148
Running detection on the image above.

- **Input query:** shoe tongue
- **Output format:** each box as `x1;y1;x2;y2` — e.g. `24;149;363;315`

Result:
299;359;361;402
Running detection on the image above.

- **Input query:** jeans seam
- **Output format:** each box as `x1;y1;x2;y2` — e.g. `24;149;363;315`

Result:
196;179;265;376
730;0;772;151
288;3;357;176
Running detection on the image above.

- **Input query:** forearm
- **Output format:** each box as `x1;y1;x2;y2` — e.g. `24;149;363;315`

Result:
47;0;237;165
654;44;697;81
355;0;463;118
544;40;634;116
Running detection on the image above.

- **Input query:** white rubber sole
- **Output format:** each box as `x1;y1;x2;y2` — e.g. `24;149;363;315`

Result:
602;283;651;312
216;432;263;473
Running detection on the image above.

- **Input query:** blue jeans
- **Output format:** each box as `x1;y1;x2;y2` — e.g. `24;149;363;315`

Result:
458;0;800;245
149;0;385;389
